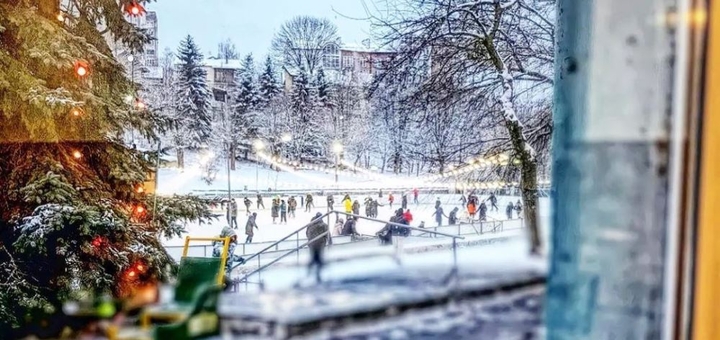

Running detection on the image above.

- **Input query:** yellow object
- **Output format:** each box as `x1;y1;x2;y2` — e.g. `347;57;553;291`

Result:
693;5;720;338
180;236;230;285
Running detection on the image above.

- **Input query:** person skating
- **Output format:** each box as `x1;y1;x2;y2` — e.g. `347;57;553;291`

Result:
227;200;238;229
256;194;265;210
305;193;314;212
478;202;488;221
448;207;459;225
401;194;408;210
412;188;419;204
388;193;395;210
243;197;252;216
506;201;515;220
467;200;477;220
352;200;361;216
280;200;288;224
515;200;523;219
327;194;335;212
371;199;383;218
271;197;280;224
403;209;414;225
433;205;445;227
212;227;245;274
376;209;410;262
459;194;467;206
343;195;353;215
306;213;329;283
245;213;258;243
288;196;297;218
341;217;360;237
333;218;344;236
486;193;498;211
364;197;373;217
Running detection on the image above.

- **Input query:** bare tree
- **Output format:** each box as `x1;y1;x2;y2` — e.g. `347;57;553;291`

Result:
368;0;554;254
217;38;239;61
271;16;340;76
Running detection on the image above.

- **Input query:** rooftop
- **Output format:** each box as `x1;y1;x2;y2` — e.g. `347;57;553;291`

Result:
202;58;244;69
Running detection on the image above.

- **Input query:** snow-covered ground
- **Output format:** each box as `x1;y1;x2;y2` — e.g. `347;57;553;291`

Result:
218;239;546;338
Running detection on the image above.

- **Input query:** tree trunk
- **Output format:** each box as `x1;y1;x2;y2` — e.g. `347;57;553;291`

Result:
177;148;184;169
229;145;236;171
500;72;542;255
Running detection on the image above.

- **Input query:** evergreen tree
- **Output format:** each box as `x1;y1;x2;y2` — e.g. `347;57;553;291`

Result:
313;67;332;108
289;68;325;161
230;54;260;161
0;2;211;334
257;56;281;108
174;35;212;166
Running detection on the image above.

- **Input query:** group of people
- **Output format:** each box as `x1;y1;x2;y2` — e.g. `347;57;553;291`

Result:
214;190;524;284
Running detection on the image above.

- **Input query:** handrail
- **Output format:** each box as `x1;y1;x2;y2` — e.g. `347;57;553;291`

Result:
236;212;467;289
331;211;465;240
236;231;330;285
230;212;334;271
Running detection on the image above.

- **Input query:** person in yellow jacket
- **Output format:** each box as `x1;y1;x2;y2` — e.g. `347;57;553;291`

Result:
342;194;353;215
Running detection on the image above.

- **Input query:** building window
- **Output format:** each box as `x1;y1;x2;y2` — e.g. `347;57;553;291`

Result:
146;49;155;56
357;57;370;72
342;56;354;69
213;89;227;102
214;68;234;83
323;44;340;69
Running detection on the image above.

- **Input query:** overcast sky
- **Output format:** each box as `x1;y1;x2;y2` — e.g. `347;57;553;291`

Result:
147;0;375;60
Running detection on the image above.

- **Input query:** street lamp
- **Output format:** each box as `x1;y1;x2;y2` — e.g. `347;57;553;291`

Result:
333;142;343;184
254;140;265;191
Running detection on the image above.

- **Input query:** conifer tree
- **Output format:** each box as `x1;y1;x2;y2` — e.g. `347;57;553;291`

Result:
0;1;211;334
174;35;213;167
289;68;325;161
257;56;281;108
230;54;260;162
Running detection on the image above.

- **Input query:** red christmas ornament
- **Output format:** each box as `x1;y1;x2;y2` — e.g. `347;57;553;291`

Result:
74;60;89;77
124;2;145;17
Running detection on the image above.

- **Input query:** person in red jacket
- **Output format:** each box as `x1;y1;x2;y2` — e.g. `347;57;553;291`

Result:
388;193;395;209
412;188;419;204
403;209;414;224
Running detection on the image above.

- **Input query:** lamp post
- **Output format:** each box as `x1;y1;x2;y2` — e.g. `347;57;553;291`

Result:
333;142;343;185
277;134;292;190
254;140;265;191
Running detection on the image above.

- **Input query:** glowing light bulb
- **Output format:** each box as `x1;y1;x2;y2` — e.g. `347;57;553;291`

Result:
57;13;64;21
76;66;87;77
136;206;145;214
72;150;82;159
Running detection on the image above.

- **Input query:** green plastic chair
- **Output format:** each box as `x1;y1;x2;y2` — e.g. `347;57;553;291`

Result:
153;284;222;340
138;257;222;327
111;284;222;340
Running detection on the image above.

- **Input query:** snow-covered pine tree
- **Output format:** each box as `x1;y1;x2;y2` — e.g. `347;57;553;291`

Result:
0;1;212;335
229;54;261;167
289;68;326;162
257;56;281;109
314;67;332;108
174;35;213;167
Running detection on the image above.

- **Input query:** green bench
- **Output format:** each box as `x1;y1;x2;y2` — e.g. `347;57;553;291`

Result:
111;256;226;340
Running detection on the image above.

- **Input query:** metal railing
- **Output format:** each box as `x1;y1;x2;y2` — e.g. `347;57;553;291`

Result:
232;211;466;291
230;212;336;272
420;218;524;237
